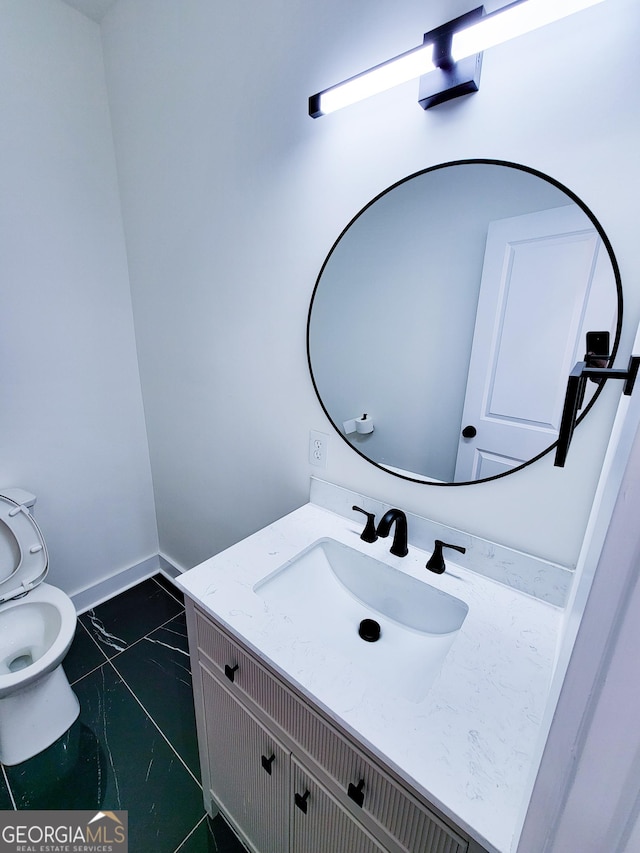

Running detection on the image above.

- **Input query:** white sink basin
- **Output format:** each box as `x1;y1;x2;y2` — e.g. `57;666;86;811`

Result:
254;538;468;703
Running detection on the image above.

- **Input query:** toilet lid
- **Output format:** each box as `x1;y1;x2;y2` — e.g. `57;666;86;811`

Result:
0;493;48;604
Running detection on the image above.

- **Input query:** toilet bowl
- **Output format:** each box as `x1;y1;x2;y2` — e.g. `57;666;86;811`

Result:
0;490;79;766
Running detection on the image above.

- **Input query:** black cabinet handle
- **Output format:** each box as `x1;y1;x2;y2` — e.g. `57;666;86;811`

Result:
261;754;275;775
347;778;365;807
224;664;239;682
294;789;310;813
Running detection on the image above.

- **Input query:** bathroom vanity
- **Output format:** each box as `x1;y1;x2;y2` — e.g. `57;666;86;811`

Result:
177;481;563;853
186;600;475;853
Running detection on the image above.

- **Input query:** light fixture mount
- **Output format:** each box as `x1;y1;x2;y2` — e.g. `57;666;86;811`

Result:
418;6;484;109
308;0;606;118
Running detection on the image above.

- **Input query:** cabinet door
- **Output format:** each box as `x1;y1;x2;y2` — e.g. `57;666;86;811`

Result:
202;665;289;853
291;757;386;853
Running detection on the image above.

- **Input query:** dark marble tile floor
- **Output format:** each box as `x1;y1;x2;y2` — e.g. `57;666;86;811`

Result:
0;574;248;853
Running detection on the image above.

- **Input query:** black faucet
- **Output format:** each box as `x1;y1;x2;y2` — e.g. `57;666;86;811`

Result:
426;539;466;574
376;509;409;557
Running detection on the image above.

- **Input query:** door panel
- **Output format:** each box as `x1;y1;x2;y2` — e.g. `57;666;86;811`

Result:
455;205;616;481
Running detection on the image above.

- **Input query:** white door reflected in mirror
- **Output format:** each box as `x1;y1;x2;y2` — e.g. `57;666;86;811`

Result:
307;161;621;485
454;205;616;481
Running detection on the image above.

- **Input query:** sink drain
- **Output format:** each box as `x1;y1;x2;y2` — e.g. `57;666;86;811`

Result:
358;618;381;642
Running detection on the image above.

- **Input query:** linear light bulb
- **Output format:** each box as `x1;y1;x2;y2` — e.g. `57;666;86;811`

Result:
317;45;435;115
309;0;606;117
452;0;606;62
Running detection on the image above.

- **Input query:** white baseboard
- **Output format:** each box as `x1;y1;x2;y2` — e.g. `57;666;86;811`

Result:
71;553;182;614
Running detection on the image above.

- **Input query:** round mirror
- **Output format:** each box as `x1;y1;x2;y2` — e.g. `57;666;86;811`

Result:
307;160;621;485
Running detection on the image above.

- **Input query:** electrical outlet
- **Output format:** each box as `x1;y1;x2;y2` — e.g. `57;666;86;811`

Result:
309;430;328;468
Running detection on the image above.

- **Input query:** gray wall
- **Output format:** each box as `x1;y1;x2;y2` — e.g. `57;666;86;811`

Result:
2;2;639;848
101;0;640;571
0;0;158;596
1;0;639;582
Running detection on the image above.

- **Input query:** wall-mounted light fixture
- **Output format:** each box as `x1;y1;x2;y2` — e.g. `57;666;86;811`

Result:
309;0;605;118
555;356;640;468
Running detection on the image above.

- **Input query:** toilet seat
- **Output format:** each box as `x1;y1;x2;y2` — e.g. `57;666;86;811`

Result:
0;493;48;605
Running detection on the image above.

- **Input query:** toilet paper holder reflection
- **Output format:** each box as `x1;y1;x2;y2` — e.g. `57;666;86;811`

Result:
343;413;375;435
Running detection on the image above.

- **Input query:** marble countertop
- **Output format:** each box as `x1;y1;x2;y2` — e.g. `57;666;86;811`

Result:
177;501;561;853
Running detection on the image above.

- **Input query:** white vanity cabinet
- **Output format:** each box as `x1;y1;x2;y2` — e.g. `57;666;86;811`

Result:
186;599;486;853
290;757;386;853
200;668;290;850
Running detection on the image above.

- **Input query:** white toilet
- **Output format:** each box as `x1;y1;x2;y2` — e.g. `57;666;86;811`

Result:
0;489;79;766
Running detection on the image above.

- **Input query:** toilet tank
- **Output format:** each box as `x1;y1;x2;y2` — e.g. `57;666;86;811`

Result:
0;488;36;510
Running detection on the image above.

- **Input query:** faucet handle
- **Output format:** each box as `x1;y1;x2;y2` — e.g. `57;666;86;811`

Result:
352;506;378;543
426;539;466;574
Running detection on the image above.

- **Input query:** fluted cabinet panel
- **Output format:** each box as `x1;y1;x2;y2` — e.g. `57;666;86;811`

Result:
291;758;386;853
201;667;289;853
192;603;475;853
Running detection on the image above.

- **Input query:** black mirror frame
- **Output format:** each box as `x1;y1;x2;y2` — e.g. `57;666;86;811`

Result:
306;158;623;486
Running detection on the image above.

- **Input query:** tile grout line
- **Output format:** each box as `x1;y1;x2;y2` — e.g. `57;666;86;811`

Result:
3;620;102;807
78;575;182;659
2;583;200;826
172;814;213;853
68;620;111;686
151;574;185;608
1;764;17;810
84;608;186;666
106;649;203;790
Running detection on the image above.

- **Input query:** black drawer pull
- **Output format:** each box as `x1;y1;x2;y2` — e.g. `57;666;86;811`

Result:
224;663;239;682
347;778;365;807
294;789;310;813
261;753;276;775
